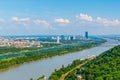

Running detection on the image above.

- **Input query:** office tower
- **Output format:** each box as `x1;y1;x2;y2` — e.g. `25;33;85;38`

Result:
85;31;88;39
57;36;60;43
73;36;76;40
70;36;73;40
60;35;65;40
67;35;71;40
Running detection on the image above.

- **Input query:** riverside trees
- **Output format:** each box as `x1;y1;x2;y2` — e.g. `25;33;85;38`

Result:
65;45;120;80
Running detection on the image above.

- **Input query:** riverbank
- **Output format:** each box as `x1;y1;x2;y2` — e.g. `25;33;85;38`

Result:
64;45;120;80
0;39;105;71
49;59;88;80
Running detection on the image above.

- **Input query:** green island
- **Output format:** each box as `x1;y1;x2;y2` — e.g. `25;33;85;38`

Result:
0;38;105;71
62;45;120;80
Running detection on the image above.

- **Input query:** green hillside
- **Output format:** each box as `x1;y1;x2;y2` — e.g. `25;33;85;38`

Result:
65;45;120;80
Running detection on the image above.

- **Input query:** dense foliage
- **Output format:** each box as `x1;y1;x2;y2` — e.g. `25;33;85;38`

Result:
49;59;86;80
65;45;120;80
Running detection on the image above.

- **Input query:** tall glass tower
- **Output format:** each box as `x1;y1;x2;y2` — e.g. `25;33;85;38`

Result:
85;31;88;39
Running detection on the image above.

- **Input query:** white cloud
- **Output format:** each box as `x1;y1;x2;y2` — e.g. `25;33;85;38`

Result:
96;17;120;26
11;17;30;26
33;19;56;30
76;13;93;21
12;17;30;22
33;19;50;26
76;13;120;26
55;18;70;24
1;14;120;29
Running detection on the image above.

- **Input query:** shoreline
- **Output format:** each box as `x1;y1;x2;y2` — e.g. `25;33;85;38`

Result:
0;41;105;72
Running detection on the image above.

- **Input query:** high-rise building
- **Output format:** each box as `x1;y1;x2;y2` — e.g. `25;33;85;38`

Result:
60;35;65;40
68;36;71;40
70;36;73;40
85;31;88;39
73;36;76;40
57;36;60;43
66;35;71;40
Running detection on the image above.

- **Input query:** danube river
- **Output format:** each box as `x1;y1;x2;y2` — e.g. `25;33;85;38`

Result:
0;39;119;80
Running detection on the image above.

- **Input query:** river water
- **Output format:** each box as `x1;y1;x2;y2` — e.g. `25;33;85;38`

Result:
0;39;119;80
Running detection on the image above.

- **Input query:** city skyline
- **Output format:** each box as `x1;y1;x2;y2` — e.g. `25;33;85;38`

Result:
0;0;120;35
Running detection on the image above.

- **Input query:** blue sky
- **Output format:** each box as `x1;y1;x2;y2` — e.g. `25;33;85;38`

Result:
0;0;120;35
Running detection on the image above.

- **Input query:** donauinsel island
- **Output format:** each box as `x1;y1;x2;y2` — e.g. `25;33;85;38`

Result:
0;0;120;80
